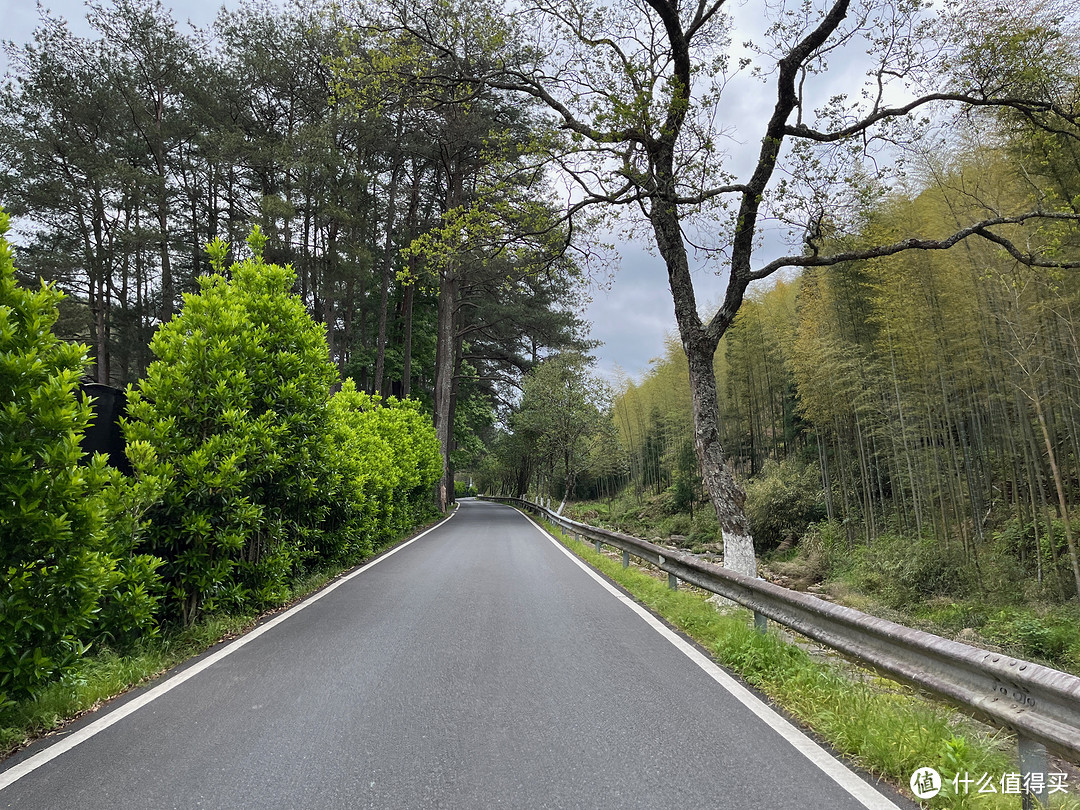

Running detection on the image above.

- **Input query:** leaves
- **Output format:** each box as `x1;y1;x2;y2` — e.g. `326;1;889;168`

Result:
124;236;340;625
0;209;112;703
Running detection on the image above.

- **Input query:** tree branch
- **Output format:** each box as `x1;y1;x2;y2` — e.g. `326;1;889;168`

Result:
747;211;1080;280
786;93;1079;143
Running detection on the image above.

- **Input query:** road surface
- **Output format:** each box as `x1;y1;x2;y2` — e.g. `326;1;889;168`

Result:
0;499;908;809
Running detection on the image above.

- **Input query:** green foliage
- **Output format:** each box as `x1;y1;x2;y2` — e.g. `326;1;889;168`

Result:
514;351;610;501
124;235;339;625
320;379;441;558
454;480;478;498
90;471;167;649
744;459;826;553
981;606;1080;670
794;519;850;579
850;534;975;608
0;210;111;707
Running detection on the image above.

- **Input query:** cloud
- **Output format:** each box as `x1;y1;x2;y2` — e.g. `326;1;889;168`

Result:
585;240;734;382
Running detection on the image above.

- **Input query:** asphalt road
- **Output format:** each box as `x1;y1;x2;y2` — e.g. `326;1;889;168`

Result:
0;499;908;809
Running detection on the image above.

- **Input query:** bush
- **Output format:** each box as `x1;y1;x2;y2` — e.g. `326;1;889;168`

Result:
850;534;973;608
986;517;1078;601
0;210;112;706
320;381;440;555
124;231;339;625
454;480;478;498
659;513;693;540
745;459;826;553
90;470;167;648
982;607;1080;669
795;519;849;579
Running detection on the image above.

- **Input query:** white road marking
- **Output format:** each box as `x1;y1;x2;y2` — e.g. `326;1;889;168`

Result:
0;510;456;791
519;509;902;810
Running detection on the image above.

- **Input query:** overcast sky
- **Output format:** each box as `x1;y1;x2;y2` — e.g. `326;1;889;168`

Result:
0;0;792;381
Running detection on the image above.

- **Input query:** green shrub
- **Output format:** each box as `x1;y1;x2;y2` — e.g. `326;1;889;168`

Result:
850;533;972;608
124;231;339;625
982;606;1080;668
659;513;693;539
0;210;112;707
90;469;167;649
321;380;440;554
369;393;441;527
986;517;1078;601
454;480;478;498
745;459;826;552
793;519;849;579
687;508;721;548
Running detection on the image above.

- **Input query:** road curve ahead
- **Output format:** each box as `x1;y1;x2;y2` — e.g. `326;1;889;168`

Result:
0;500;908;810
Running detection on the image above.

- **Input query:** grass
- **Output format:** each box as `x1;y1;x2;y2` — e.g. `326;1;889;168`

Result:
537;515;1080;810
0;511;445;760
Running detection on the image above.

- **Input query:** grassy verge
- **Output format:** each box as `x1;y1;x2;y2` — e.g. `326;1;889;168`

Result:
537;516;1079;810
0;511;445;760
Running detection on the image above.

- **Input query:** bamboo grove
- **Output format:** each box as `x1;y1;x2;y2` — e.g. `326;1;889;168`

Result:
613;135;1080;603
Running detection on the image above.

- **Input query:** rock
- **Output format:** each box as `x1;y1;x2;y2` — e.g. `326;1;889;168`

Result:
707;594;738;611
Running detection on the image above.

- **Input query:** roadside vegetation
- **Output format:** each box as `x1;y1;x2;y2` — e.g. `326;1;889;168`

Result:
476;118;1080;677
540;517;1080;809
470;1;1080;683
0;216;441;748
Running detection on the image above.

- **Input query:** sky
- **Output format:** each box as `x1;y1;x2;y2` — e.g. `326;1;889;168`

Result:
0;0;806;382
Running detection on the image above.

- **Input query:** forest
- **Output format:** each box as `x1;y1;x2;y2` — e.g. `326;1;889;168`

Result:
479;169;1080;671
484;148;1080;672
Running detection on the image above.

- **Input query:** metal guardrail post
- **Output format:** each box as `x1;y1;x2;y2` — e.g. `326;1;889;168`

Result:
622;550;630;569
754;611;768;634
594;538;602;553
1018;737;1048;809
668;572;678;590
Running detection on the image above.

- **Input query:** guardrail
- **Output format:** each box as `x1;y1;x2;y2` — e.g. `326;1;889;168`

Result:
481;495;1080;791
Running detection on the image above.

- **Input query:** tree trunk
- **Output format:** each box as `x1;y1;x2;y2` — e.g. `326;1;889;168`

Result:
399;161;425;399
686;341;756;576
433;266;458;512
401;279;414;398
445;327;465;507
651;198;756;577
374;161;403;395
154;146;173;322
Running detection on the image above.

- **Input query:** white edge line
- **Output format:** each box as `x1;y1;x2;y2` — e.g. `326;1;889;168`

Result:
0;509;457;792
515;508;901;810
